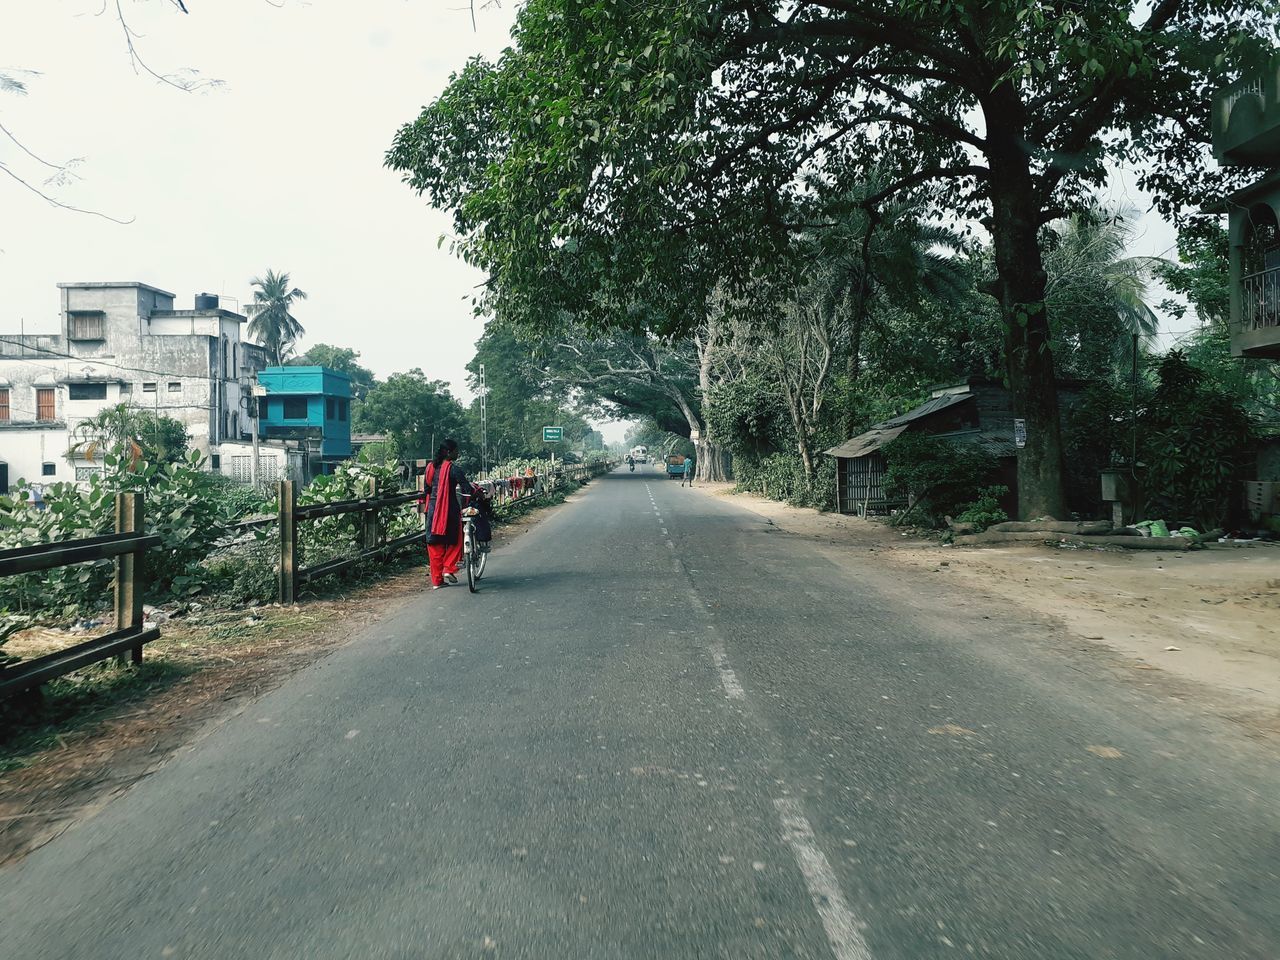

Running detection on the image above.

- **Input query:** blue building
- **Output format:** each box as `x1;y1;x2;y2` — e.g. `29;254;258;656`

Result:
256;366;353;476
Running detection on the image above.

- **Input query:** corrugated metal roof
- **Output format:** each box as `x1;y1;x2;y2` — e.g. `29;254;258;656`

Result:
824;393;975;459
824;424;907;459
879;392;972;427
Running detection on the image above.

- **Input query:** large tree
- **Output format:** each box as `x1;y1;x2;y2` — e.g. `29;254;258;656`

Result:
389;0;1275;519
246;269;308;367
292;343;378;399
355;369;470;461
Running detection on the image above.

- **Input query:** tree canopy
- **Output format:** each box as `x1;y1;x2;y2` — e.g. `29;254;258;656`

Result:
293;343;378;399
354;369;470;462
388;0;1277;518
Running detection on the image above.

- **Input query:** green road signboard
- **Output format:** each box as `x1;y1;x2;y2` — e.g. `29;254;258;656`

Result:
543;426;564;443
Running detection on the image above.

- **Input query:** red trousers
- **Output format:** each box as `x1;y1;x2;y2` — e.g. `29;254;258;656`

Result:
427;539;463;586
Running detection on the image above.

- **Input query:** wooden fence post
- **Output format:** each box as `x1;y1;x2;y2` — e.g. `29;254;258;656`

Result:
278;480;296;604
114;491;145;664
361;477;380;552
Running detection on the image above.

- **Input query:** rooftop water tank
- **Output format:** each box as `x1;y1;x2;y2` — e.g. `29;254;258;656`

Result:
194;293;219;310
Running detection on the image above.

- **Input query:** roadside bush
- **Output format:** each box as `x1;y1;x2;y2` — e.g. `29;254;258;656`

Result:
954;486;1010;531
0;449;235;616
203;538;278;605
882;433;1000;527
735;452;836;511
1139;351;1255;529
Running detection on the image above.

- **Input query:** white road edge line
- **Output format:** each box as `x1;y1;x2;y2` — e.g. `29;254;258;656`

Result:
774;797;873;960
708;641;745;700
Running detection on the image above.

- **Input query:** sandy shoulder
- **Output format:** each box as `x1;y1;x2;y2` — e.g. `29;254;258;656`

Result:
698;482;1280;708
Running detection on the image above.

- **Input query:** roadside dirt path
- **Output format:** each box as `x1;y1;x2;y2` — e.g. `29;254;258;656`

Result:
701;483;1280;717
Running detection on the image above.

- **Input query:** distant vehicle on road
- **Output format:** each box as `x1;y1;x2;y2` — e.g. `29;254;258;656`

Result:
665;454;687;480
629;445;649;464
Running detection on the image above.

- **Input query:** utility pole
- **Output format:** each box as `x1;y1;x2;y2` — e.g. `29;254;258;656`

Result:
251;383;267;490
479;362;489;476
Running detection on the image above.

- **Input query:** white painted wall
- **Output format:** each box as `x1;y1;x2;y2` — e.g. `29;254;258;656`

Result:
1;281;270;493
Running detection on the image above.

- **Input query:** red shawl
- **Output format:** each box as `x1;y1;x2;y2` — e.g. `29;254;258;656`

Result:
425;460;453;537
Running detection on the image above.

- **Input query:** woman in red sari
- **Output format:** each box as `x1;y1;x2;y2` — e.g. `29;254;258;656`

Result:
422;439;472;589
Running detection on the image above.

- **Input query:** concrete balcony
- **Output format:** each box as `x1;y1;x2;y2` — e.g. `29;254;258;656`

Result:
1214;57;1280;166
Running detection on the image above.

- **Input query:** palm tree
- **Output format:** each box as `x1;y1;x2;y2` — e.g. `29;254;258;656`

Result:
246;270;308;366
1043;207;1167;370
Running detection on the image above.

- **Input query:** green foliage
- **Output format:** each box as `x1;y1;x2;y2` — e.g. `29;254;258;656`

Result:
882;433;1001;527
0;449;236;616
1156;219;1230;328
389;0;1275;521
1060;381;1146;517
735;452;836;511
1139;351;1255;530
355;368;470;461
1042;208;1165;380
293;344;378;399
704;377;782;461
68;403;189;468
1176;322;1280;424
955;486;1010;531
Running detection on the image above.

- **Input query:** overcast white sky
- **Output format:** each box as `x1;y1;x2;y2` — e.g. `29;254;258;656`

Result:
0;1;587;421
2;1;1192;447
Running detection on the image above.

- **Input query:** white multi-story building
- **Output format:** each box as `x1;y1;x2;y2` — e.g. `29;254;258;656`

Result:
0;281;295;493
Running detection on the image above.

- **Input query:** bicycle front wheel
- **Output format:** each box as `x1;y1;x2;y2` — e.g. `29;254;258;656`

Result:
473;549;488;582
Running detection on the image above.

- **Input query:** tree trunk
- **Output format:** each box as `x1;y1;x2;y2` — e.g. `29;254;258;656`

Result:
697;439;732;482
693;323;733;483
987;134;1068;521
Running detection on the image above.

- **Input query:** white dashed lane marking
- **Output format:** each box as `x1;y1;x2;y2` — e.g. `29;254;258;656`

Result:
708;642;745;700
775;797;873;960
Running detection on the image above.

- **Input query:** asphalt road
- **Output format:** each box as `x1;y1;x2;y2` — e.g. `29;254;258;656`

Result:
3;467;1278;959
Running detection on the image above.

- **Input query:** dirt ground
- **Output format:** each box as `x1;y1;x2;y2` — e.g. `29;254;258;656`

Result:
703;483;1280;713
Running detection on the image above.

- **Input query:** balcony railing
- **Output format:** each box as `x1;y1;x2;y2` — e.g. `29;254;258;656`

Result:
1243;265;1280;331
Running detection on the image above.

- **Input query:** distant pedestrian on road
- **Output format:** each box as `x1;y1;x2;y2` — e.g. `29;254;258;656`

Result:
422;439;473;589
681;454;695;487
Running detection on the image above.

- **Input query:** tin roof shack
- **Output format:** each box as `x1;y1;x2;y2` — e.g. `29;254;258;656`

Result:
256;366;352;481
825;377;1096;519
825;379;1021;517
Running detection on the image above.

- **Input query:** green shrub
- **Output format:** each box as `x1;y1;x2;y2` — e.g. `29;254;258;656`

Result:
1139;351;1254;529
735;452;836;510
882;433;1001;527
0;449;237;615
955;486;1010;531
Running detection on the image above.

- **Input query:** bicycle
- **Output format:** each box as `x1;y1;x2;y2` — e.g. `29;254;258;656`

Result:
460;492;491;593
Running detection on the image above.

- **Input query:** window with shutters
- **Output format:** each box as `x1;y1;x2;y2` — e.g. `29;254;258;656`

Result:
68;312;104;340
0;387;9;422
36;388;55;421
